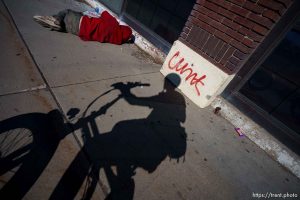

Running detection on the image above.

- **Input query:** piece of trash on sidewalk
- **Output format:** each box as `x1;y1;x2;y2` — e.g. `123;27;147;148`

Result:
214;107;221;115
234;127;244;137
82;2;104;18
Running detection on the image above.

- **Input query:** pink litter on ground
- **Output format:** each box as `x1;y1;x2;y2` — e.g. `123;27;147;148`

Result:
235;128;244;137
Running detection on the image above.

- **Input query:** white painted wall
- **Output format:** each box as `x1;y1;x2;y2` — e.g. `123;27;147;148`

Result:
161;40;234;108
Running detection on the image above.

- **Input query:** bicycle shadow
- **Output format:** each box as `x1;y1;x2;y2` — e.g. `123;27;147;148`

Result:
0;73;187;200
51;74;187;200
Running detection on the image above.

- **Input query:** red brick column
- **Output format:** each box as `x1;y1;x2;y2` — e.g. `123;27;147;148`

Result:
179;0;294;75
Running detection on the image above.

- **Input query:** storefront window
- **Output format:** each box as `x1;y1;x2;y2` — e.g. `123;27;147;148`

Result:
99;0;124;14
124;0;195;44
240;20;300;134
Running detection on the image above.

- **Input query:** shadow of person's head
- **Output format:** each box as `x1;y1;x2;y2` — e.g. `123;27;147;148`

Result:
163;73;181;92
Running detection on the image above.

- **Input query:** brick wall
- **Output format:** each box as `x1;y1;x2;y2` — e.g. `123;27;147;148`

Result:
179;0;294;74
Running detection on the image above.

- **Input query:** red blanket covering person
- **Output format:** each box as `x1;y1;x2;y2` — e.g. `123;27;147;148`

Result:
79;11;132;45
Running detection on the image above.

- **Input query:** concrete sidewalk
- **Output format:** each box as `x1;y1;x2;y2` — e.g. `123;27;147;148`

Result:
0;0;299;199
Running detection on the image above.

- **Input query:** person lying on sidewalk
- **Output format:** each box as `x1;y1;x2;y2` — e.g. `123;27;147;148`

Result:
33;9;133;45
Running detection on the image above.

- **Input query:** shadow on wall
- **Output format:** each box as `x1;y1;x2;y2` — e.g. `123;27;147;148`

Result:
0;73;187;200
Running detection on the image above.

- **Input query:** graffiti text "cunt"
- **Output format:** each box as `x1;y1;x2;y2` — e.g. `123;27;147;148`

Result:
168;51;206;96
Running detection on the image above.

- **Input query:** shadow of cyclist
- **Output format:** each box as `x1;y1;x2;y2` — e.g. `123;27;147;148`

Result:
50;73;187;200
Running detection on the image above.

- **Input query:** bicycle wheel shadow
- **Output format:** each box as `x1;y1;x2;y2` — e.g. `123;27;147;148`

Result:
50;73;188;200
0;108;70;199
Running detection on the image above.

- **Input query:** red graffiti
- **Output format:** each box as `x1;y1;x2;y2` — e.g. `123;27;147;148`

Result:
168;51;206;96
